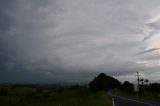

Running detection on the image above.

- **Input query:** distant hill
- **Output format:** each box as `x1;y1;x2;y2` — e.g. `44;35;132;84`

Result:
89;73;121;92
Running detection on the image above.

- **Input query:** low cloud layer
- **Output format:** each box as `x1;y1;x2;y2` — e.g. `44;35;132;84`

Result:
0;0;160;83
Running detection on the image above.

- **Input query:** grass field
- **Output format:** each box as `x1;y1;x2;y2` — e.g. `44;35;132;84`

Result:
0;85;112;106
117;90;160;102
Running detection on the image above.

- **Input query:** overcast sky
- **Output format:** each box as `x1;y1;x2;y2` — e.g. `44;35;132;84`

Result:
0;0;160;83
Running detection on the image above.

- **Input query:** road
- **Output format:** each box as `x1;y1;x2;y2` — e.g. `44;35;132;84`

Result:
107;90;160;106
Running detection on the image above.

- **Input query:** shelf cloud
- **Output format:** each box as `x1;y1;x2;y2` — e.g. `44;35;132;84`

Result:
0;0;160;83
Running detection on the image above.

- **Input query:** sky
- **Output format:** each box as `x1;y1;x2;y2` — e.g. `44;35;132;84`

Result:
0;0;160;84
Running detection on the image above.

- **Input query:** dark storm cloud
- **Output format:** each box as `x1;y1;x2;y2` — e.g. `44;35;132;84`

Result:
1;0;160;83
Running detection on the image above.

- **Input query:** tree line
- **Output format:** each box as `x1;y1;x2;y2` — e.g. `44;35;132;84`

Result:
89;73;160;93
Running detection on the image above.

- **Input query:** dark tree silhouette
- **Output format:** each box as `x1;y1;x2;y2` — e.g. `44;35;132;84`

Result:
147;83;160;92
89;73;121;92
0;88;8;96
144;79;149;85
120;81;134;93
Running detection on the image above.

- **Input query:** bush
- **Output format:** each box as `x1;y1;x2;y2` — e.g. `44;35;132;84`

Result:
0;88;8;96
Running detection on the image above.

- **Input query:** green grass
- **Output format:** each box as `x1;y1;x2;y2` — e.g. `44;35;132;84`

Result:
28;94;110;106
0;96;22;106
117;90;160;102
27;89;112;106
11;87;37;96
141;91;160;102
0;86;112;106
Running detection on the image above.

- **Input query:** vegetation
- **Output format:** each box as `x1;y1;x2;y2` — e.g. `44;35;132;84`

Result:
1;73;159;105
89;73;121;92
0;84;112;106
118;81;160;102
117;89;160;102
120;81;134;93
147;83;160;92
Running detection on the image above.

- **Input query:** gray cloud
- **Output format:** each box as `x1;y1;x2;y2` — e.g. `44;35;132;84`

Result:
0;0;160;83
136;48;160;55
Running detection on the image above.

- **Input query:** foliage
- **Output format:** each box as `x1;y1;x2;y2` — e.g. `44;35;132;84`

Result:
0;88;9;96
11;87;37;96
28;89;112;106
89;73;121;92
120;81;134;93
117;90;160;102
147;83;160;92
0;85;112;106
117;82;160;102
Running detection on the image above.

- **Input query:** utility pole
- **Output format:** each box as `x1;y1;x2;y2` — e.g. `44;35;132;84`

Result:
137;72;140;88
137;72;140;97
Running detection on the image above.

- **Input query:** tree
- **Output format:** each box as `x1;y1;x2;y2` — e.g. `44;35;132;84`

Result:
0;88;8;96
89;73;121;92
147;83;160;92
121;81;134;92
144;79;149;85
